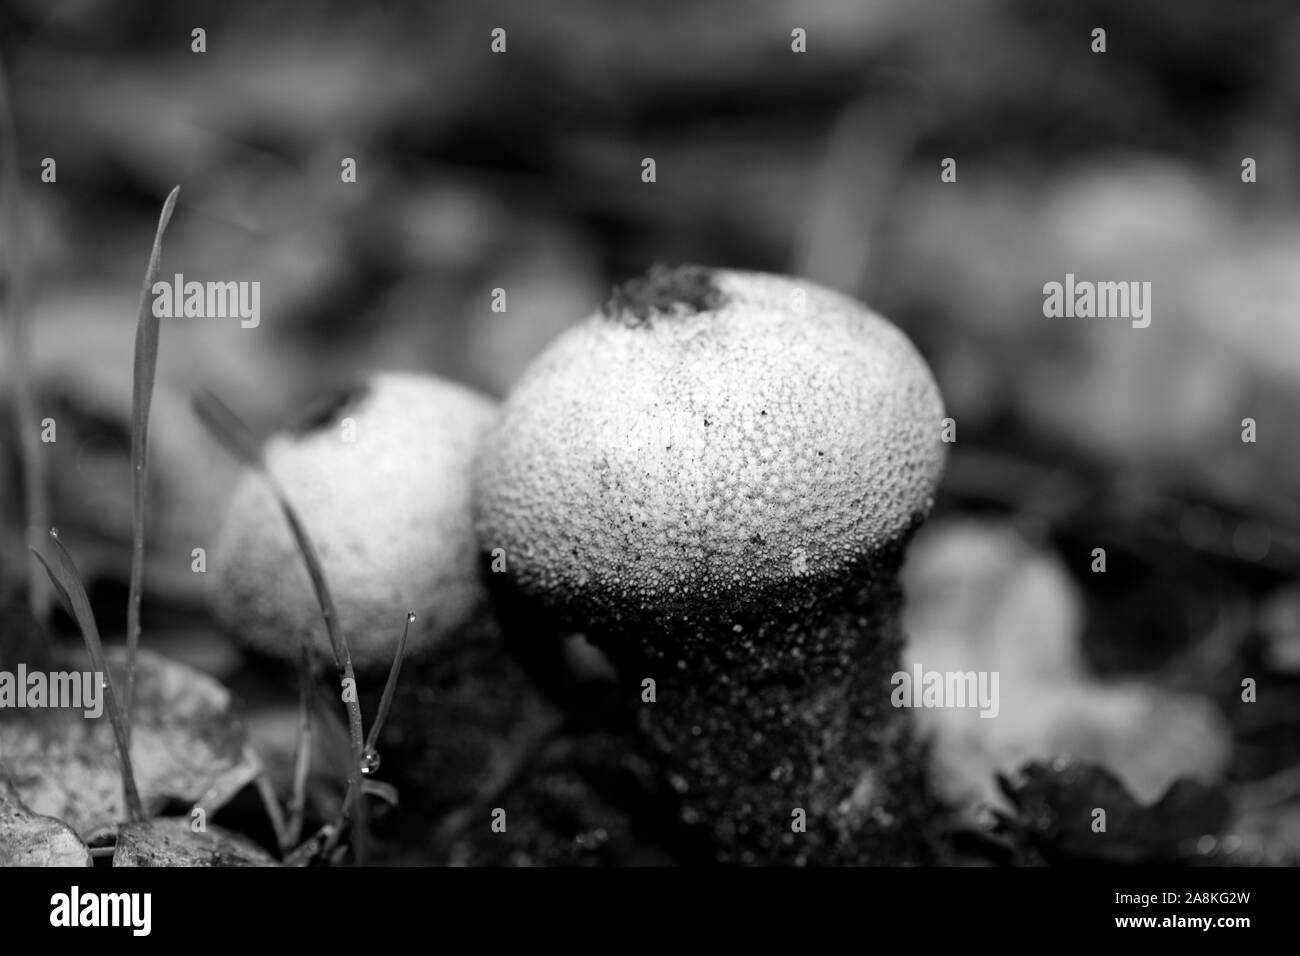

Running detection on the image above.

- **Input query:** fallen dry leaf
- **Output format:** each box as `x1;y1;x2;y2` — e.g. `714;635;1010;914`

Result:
0;647;260;839
0;776;91;866
113;817;277;867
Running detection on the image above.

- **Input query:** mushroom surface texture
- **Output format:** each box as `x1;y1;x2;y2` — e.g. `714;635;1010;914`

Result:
475;265;948;864
212;371;498;669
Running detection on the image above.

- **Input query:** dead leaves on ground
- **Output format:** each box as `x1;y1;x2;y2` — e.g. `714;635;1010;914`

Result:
0;646;265;860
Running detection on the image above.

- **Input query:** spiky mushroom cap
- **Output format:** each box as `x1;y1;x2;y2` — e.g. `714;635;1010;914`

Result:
474;266;945;629
212;371;498;668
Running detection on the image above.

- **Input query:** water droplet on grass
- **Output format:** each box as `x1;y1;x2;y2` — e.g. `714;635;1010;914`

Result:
360;749;381;776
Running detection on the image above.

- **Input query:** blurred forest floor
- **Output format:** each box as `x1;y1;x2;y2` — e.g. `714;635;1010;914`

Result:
1;0;1299;864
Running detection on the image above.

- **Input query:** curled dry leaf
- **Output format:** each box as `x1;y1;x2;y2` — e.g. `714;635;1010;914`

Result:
113;816;277;867
903;518;1231;808
0;776;91;866
0;647;259;839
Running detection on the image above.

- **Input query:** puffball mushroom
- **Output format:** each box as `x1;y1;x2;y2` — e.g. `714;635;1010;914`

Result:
211;371;497;668
475;265;947;864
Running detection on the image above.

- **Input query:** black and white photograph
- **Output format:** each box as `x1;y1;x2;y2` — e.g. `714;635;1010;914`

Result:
0;0;1296;937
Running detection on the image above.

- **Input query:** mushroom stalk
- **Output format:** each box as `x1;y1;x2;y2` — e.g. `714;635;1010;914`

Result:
601;536;938;864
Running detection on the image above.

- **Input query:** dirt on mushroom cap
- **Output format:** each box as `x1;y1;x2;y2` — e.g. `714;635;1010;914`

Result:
211;371;498;667
475;268;946;627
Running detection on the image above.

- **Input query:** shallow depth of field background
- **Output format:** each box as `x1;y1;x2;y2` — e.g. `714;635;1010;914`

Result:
1;0;1299;861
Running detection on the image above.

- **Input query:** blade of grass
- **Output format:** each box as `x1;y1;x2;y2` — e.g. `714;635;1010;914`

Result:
363;611;414;753
284;823;333;867
30;531;145;822
271;490;370;862
360;779;398;807
125;185;181;741
319;782;359;860
191;389;370;862
253;769;292;854
286;644;314;848
0;56;50;625
190;386;265;466
321;610;415;861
